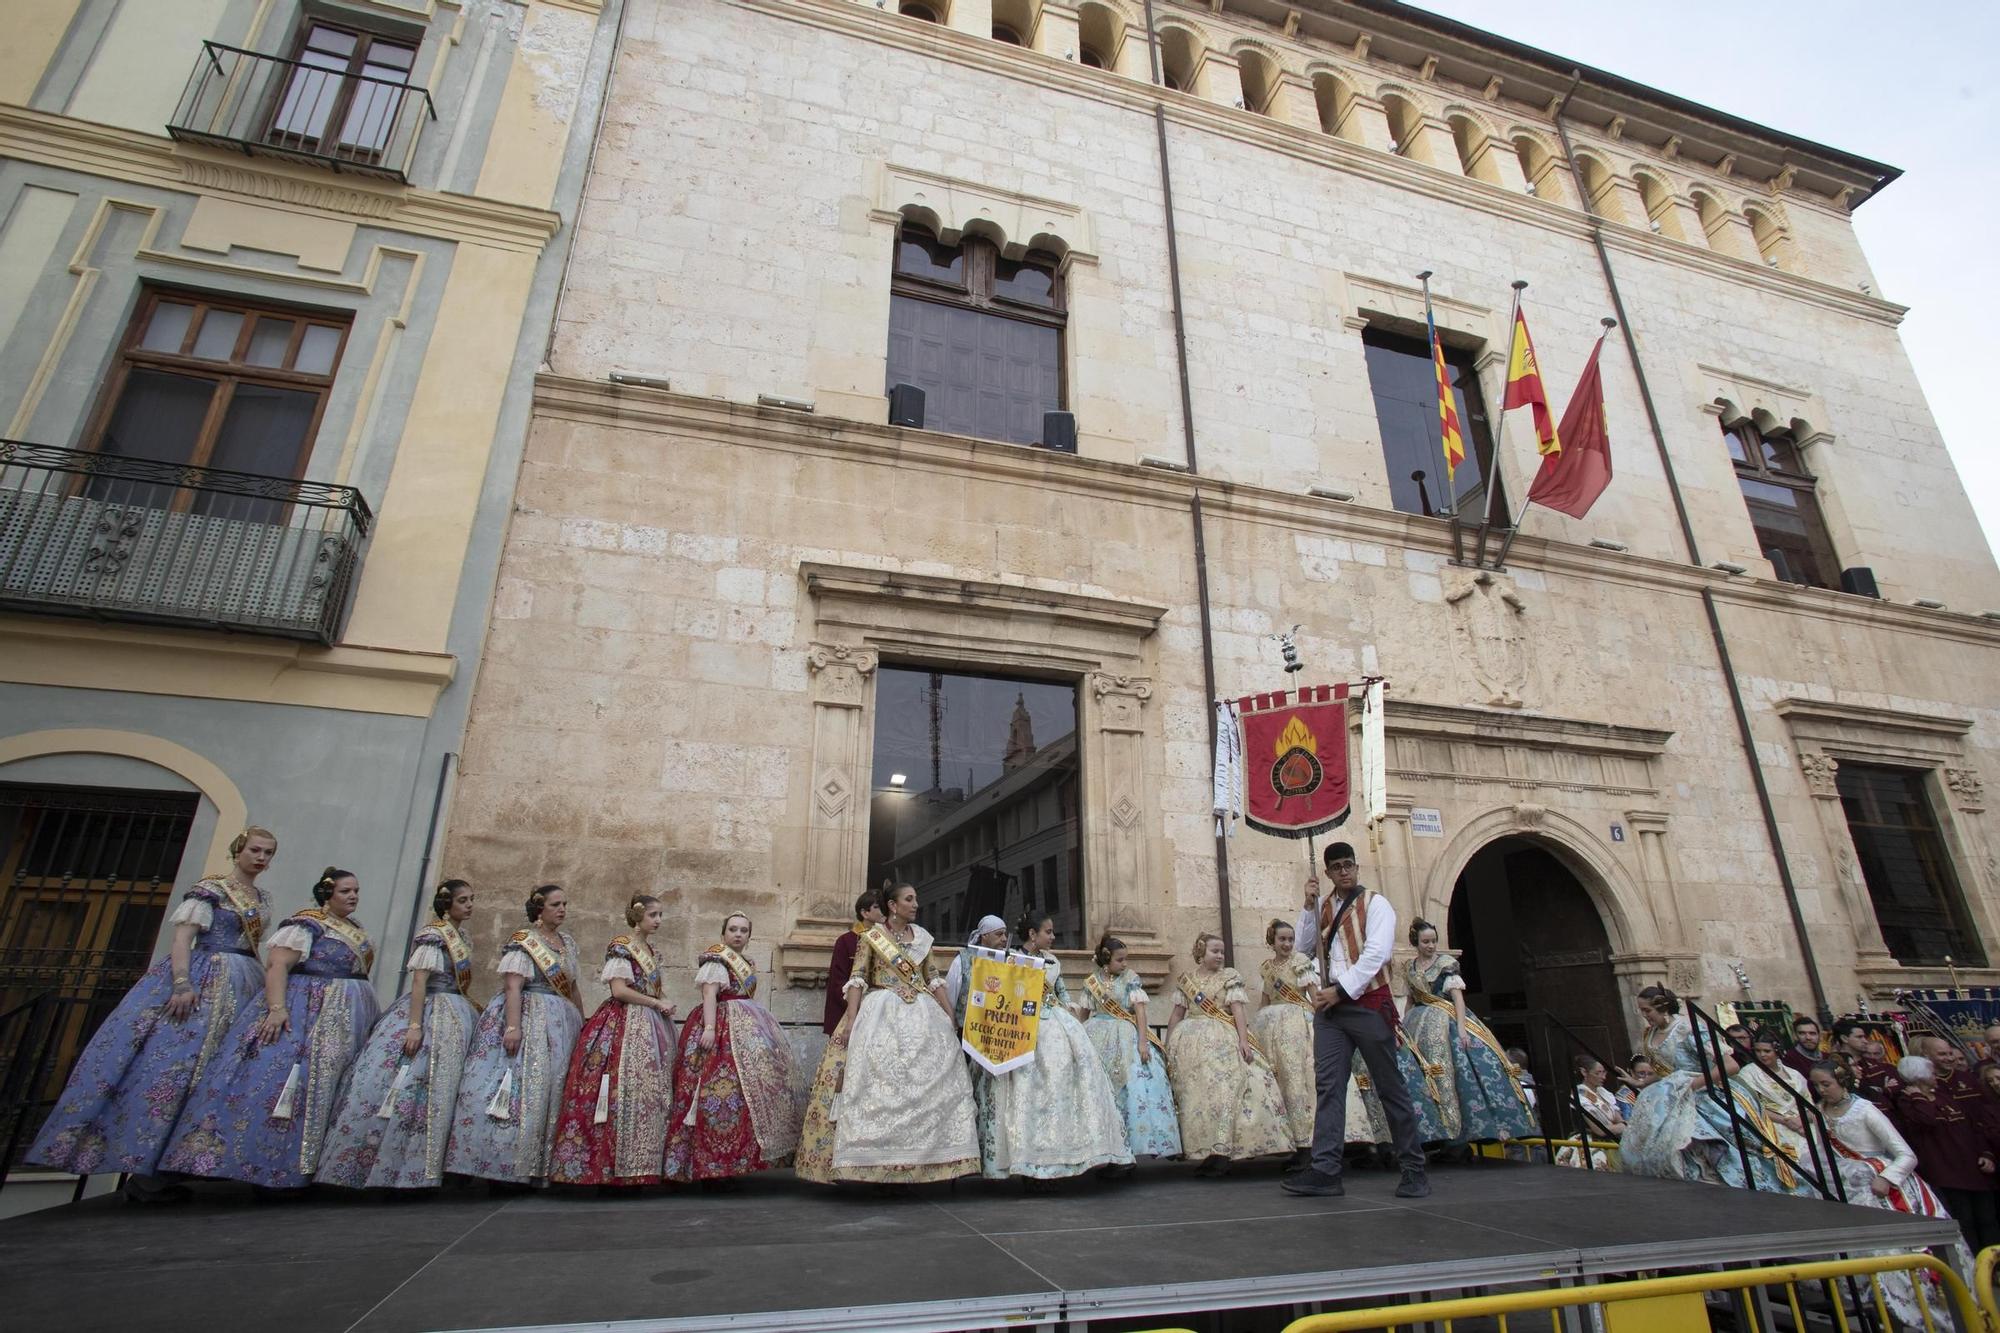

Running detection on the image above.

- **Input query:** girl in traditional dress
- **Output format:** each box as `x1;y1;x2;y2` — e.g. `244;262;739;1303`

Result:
664;912;802;1183
446;884;585;1186
978;912;1131;1183
1739;1030;1813;1168
806;881;977;1185
550;894;678;1186
1619;985;1801;1192
29;826;277;1201
1812;1060;1961;1326
317;879;479;1190
1166;931;1291;1176
1077;933;1180;1168
1251;919;1318;1171
159;866;379;1189
1402;919;1536;1143
1555;1055;1625;1169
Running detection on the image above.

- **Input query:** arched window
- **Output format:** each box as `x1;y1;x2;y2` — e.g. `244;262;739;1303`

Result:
899;2;941;22
991;24;1022;44
1235;48;1279;115
1722;417;1838;588
1158;27;1199;93
1313;72;1358;141
1689;189;1729;247
1380;93;1422;159
1076;0;1121;72
991;0;1035;47
1633;171;1681;239
1449;114;1498;183
1744;206;1794;271
1575;155;1627;224
1512;134;1558;198
886;223;1067;447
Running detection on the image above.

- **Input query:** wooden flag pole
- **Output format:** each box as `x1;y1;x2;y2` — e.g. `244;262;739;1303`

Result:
1491;316;1616;572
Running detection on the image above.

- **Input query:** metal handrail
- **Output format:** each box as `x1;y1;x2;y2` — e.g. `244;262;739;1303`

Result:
0;439;372;530
1976;1243;2000;1324
1687;999;1844;1200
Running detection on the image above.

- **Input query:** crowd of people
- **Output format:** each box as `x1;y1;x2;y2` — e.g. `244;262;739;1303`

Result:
27;831;1547;1202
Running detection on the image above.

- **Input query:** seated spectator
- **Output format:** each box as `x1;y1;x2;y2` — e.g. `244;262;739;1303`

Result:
1614;1054;1654;1115
1892;1055;2000;1255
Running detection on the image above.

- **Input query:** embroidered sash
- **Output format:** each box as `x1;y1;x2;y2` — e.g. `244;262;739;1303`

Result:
1409;961;1530;1110
1178;972;1262;1057
606;934;661;996
293;908;373;976
1087;971;1165;1052
204;876;265;951
700;942;756;996
1265;959;1314;1008
512;929;577;1000
862;924;928;1002
436;921;473;996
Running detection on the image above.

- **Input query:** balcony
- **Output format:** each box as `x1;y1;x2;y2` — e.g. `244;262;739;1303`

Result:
0;440;371;645
166;42;435;183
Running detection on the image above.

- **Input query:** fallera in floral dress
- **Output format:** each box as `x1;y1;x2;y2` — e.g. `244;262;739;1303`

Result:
445;928;584;1184
29;875;269;1176
1077;966;1182;1159
159;908;379;1188
1166;967;1292;1162
549;934;676;1185
316;918;477;1189
664;942;801;1181
978;953;1131;1179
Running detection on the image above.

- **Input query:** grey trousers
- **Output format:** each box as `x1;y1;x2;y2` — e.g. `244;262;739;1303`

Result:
1311;1001;1425;1176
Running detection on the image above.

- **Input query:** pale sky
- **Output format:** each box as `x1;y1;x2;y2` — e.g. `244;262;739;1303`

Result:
1409;0;2000;561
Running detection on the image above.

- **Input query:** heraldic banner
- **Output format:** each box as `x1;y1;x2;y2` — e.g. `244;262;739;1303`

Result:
961;945;1046;1075
1238;684;1351;839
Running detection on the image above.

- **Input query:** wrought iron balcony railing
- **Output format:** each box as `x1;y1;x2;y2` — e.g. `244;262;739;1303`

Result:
0;440;372;645
166;41;436;182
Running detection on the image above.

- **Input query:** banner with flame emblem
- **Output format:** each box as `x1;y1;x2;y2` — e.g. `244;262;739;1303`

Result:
1236;684;1351;838
961;945;1047;1075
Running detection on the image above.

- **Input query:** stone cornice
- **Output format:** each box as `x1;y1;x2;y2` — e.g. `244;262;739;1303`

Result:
804;563;1168;636
0;106;563;255
1773;698;1975;739
729;0;1905;326
1383;700;1674;758
533;374;2000;654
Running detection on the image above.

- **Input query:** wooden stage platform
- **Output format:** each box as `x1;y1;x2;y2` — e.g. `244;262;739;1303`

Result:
0;1158;1959;1332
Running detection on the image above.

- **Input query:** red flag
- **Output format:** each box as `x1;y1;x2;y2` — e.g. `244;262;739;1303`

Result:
1526;336;1612;518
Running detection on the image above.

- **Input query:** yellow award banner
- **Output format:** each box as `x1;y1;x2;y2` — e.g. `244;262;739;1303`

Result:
960;946;1046;1076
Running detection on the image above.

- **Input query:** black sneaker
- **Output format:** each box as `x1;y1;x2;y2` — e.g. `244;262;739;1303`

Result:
1281;1168;1344;1197
1283;1147;1311;1171
1394;1168;1431;1198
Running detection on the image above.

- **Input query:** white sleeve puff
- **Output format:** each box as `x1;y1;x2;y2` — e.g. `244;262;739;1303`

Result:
600;959;636;984
497;949;536;979
1123;975;1152;1006
167;896;214;931
264;924;315;955
1439;973;1467;995
694;961;731;987
404;943;449;975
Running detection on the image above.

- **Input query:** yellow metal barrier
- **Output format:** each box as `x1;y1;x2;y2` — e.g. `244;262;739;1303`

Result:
1272;1252;1988;1333
1474;1135;1623;1169
1977;1243;2000;1323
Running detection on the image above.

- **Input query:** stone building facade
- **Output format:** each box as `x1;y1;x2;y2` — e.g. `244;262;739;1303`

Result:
0;0;616;1038
444;0;2000;1058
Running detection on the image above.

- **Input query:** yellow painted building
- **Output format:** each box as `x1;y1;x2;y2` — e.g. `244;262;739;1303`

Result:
0;0;617;1152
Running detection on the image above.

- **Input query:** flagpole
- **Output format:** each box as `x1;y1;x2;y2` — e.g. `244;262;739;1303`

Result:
1482;280;1527;536
1492;316;1616;572
1416;270;1457;517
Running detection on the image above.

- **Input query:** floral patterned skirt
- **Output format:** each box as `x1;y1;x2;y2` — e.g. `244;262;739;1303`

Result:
1250;1001;1315;1149
548;1001;675;1185
28;948;262;1176
826;989;977;1183
982;1009;1133;1179
445;989;584;1184
315;988;477;1189
1081;1014;1182;1159
1165;1015;1292;1162
158;973;379;1188
664;998;801;1181
793;1036;846;1184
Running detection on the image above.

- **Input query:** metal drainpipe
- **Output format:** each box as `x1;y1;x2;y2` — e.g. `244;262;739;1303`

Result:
1551;76;1831;1020
1142;0;1236;962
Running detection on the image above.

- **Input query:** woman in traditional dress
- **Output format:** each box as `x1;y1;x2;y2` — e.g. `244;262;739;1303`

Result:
159;867;379;1189
28;826;277;1201
808;881;977;1185
549;894;678;1186
978;912;1130;1184
446;884;585;1187
1555;1055;1625;1169
1619;985;1801;1192
1166;931;1291;1176
317;879;479;1190
1738;1029;1813;1169
1077;933;1180;1167
1251;919;1318;1171
1812;1060;1961;1325
1402;919;1536;1144
665;913;801;1183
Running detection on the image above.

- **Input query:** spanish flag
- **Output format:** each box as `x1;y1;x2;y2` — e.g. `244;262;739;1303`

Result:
1503;306;1560;456
1426;306;1466;480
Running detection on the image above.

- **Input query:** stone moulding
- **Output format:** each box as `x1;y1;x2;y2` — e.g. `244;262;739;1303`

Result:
803;563;1169;639
873;162;1098;262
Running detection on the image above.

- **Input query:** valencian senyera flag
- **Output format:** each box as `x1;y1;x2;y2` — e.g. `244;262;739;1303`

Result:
1527;332;1612;519
1236;684;1351;839
961;946;1046;1075
1426;303;1467;481
1503;305;1560;456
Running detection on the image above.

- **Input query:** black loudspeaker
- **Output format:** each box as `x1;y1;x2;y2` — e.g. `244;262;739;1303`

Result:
1840;566;1881;598
887;383;925;428
1041;410;1078;453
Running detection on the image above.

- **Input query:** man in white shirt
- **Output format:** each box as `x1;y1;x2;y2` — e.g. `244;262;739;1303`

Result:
1282;841;1429;1198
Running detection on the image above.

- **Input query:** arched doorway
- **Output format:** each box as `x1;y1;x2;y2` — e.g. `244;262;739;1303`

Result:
1446;835;1626;1115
